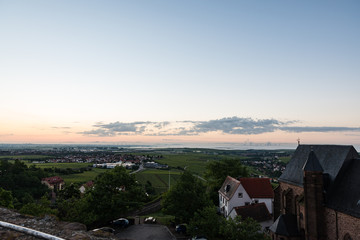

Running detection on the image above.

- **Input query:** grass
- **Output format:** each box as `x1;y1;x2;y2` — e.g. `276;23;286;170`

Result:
135;169;182;194
278;156;291;163
155;153;218;176
142;211;175;225
59;168;108;184
0;155;53;160
28;162;92;169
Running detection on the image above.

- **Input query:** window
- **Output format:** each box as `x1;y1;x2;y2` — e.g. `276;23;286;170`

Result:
245;202;250;206
238;193;243;198
254;200;259;203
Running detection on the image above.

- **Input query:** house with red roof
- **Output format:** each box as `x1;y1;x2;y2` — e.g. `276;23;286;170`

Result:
219;176;274;218
229;202;273;230
41;176;65;191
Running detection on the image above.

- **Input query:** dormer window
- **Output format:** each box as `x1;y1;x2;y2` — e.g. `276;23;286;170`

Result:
238;193;243;198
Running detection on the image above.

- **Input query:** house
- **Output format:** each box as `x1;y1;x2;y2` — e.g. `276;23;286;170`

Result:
219;176;274;218
79;181;94;194
41;176;65;191
270;144;360;240
229;202;273;230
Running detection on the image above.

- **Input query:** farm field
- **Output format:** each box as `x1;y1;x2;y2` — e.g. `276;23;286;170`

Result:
155;152;249;176
135;169;183;194
60;168;108;184
0;155;53;160
28;162;92;169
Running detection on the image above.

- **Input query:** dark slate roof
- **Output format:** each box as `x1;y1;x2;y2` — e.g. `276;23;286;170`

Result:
269;214;299;236
219;176;240;200
279;145;358;186
303;151;323;172
234;203;272;222
326;158;360;218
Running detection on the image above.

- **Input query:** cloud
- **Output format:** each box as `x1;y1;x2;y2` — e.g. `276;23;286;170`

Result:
80;117;360;137
52;126;71;129
195;117;283;134
280;126;360;133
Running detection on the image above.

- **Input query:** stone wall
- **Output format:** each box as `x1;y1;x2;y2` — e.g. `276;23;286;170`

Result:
0;207;118;240
324;208;360;240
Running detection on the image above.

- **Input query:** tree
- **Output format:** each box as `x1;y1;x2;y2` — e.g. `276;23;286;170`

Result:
58;183;81;200
162;171;210;223
19;195;58;217
220;216;269;240
58;166;147;227
0;187;14;209
204;158;249;204
188;205;224;239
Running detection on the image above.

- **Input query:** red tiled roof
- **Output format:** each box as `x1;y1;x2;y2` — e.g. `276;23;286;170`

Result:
42;176;64;185
239;177;274;198
234;202;272;222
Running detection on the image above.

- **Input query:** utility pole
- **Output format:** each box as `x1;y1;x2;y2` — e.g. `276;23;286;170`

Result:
168;169;170;190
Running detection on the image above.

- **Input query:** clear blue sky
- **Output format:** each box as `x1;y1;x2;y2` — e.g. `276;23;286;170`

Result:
1;1;360;148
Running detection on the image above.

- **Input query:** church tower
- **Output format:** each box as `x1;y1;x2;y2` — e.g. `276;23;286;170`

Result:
303;150;325;240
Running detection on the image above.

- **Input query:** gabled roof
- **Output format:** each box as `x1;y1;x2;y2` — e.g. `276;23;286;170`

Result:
233;203;272;222
279;145;358;186
303;150;323;172
239;178;274;199
42;176;64;185
326;158;360;218
219;176;240;200
269;214;299;236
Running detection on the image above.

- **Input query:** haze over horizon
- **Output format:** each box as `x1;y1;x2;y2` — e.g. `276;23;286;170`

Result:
1;1;360;149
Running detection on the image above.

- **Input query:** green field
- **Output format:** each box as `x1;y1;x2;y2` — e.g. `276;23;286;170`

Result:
155;153;248;176
28;162;92;169
60;168;108;184
135;169;182;194
279;156;291;163
0;155;53;160
155;153;217;176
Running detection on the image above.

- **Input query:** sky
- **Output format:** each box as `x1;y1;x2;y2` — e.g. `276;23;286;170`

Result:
1;1;360;149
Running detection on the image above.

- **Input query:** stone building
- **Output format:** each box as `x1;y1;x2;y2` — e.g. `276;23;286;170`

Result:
270;145;360;240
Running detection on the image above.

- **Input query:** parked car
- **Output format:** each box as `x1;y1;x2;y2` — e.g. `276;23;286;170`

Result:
175;224;187;234
111;218;129;227
92;227;115;233
191;236;207;240
144;216;156;224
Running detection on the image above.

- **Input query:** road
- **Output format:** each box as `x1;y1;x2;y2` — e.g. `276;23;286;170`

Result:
130;164;144;175
116;224;176;240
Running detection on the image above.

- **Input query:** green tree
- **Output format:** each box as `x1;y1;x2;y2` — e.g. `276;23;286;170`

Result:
162;171;210;223
220;216;269;240
19;195;58;217
58;166;147;227
188;205;224;239
58;183;81;200
0;187;14;208
204;158;249;204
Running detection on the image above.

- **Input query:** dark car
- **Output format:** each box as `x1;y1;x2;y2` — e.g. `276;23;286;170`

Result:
175;224;187;234
111;218;129;227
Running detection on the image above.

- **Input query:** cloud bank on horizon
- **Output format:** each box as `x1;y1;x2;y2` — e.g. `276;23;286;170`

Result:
80;117;360;137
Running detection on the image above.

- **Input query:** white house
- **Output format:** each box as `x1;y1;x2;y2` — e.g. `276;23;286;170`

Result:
219;176;274;217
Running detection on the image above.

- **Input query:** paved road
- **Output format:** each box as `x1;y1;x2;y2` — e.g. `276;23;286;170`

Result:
116;224;176;240
130;164;145;175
